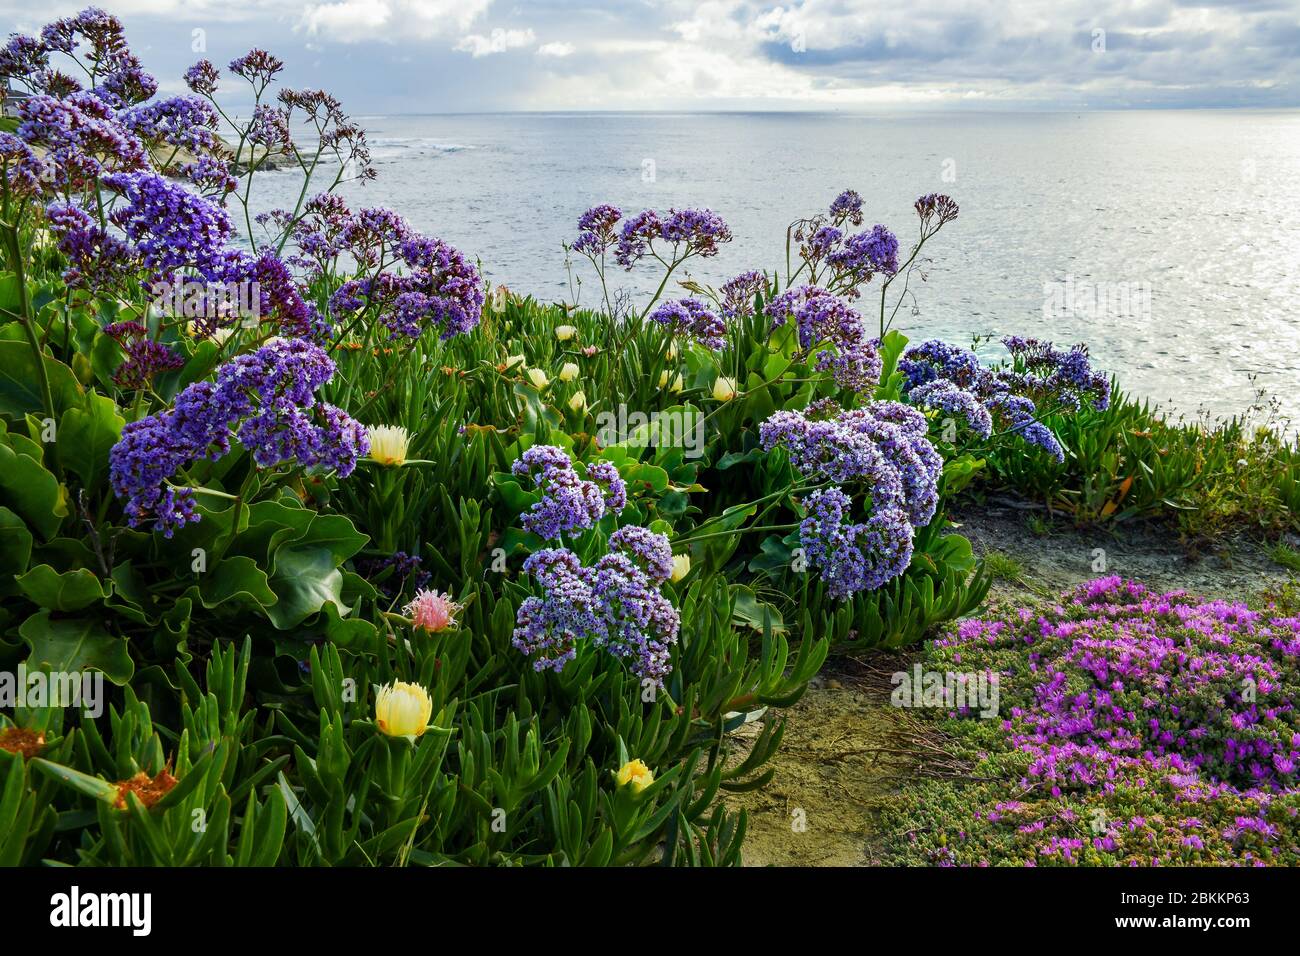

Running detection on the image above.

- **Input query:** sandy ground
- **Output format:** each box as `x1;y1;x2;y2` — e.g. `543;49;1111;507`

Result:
722;504;1294;867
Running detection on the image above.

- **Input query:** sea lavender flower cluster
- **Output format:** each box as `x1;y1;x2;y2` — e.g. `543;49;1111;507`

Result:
227;48;285;88
570;204;622;257
600;207;732;270
44;199;137;292
761;401;942;599
899;337;1109;461
102;171;233;278
513;528;680;682
719;270;765;318
828;189;865;226
788;191;917;296
907;379;994;439
102;320;184;389
323;203;485;340
109;339;368;535
764;285;882;393
509;445;628;539
648;297;727;351
907;577;1300;866
915;193;960;230
797;487;916;599
15;91;148;192
182;59;220;96
825;224;900;278
1002;336;1112;412
118;95;220;157
761;402;939;518
2;9;157;109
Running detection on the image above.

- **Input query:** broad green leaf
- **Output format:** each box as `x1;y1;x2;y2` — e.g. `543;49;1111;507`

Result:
18;610;134;684
265;546;342;629
198;555;277;610
731;585;786;634
0;442;66;539
58;392;125;489
0;506;32;578
15;565;107;612
0;341;83;418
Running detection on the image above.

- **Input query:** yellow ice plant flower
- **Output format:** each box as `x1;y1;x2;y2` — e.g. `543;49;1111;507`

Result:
555;324;577;341
712;376;738;401
559;362;579;382
569;390;588;412
527;368;550;389
670;553;691;582
367;425;411;466
658;370;684;393
503;353;526;370
615;759;654;794
374;681;433;738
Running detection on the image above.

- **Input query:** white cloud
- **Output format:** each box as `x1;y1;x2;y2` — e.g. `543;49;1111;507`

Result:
300;0;492;42
3;0;1295;110
454;27;536;57
301;0;390;37
537;41;575;58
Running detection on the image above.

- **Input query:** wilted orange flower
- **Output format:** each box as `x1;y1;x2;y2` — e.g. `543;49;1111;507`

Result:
0;727;45;759
113;767;178;810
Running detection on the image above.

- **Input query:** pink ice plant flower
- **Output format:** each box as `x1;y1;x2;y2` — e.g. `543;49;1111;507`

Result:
404;589;462;633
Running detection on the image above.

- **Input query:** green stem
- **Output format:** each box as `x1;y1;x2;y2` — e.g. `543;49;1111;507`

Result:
678;523;796;545
1;220;62;478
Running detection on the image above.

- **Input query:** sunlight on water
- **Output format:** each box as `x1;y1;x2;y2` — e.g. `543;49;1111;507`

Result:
247;110;1300;424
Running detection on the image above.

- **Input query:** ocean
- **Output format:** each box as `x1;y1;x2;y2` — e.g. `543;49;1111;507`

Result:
247;110;1300;425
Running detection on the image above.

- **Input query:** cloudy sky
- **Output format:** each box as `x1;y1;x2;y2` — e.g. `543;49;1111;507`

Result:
5;0;1300;111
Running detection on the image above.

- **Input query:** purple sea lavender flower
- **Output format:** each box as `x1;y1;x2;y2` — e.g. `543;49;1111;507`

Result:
16;91;148;191
609;525;674;584
915;193;959;229
648;297;727;351
764;285;882;392
571;204;622;256
103;321;184;389
0;35;49;83
583;460;627;512
829;189;865;226
798;487;914;599
228;48;285;87
909;379;995;439
102;171;233;278
183;59;220;96
719;270;765;318
108;339;365;535
827;224;900;278
118;95;221;157
0;133;48;198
